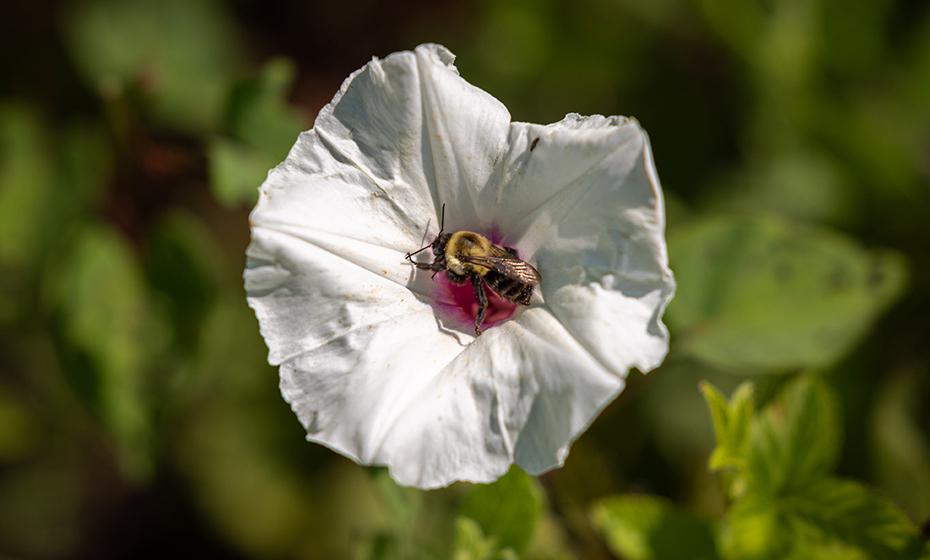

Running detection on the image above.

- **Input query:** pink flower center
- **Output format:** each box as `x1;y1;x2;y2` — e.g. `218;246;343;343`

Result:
435;272;518;331
431;227;518;332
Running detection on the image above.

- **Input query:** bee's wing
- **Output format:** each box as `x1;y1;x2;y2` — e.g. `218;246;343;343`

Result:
460;254;542;285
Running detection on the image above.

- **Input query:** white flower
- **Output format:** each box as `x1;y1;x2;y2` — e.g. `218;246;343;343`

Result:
245;44;674;489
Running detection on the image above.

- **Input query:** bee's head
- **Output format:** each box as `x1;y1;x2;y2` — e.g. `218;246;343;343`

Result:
405;204;449;263
432;233;451;256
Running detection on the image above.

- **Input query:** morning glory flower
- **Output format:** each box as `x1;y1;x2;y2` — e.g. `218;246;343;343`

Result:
245;44;674;489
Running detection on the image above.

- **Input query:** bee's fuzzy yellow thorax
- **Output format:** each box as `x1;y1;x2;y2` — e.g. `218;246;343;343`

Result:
445;231;493;276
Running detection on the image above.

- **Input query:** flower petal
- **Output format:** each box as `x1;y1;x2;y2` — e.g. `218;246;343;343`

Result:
278;304;621;489
247;43;513;367
489;114;675;375
246;226;435;365
250;43;511;251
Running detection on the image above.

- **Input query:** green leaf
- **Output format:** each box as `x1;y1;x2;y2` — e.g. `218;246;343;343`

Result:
56;121;112;210
452;518;499;560
716;377;922;560
591;494;719;560
0;109;114;326
207;138;269;207
707;152;859;227
209;59;306;207
146;211;223;352
372;468;423;534
668;215;906;372
719;497;791;560
746;376;840;496
0;387;36;461
46;226;168;478
701;381;754;474
780;478;922;560
458;467;543;554
65;0;242;133
227;58;306;156
783;541;870;560
720;488;915;560
0;104;56;289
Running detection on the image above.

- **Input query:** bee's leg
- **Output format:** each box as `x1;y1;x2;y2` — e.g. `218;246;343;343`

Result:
407;256;441;272
471;274;488;336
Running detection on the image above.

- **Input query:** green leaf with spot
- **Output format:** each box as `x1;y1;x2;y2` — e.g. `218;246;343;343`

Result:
458;467;543;555
669;215;907;372
591;494;719;560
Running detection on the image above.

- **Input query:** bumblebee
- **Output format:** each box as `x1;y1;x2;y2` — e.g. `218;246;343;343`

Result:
405;205;542;336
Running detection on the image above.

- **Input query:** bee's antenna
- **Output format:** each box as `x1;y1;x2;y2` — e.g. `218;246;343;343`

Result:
405;203;445;261
405;243;431;260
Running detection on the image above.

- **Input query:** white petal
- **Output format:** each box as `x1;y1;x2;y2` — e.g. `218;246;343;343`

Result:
279;304;620;489
246;227;435;366
489;114;675;375
247;43;512;364
250;43;511;251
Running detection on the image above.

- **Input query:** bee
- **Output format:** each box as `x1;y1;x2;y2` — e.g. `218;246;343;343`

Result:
405;205;542;336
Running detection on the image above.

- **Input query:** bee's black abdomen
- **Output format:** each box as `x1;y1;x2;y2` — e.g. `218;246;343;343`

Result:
485;270;534;305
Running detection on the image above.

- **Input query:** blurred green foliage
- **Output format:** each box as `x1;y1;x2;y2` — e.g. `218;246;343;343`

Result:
591;494;718;560
209;58;307;207
1;0;929;558
669;215;907;372
66;0;243;133
699;378;922;560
